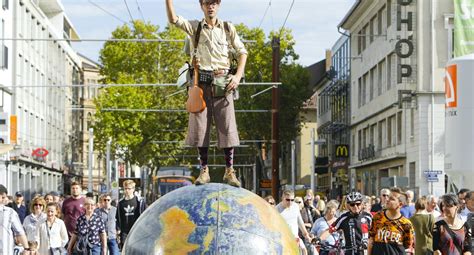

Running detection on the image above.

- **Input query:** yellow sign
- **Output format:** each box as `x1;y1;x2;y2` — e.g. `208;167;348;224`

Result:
335;144;349;158
10;115;17;144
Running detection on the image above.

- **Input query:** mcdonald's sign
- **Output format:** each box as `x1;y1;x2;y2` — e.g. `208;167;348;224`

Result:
335;144;349;158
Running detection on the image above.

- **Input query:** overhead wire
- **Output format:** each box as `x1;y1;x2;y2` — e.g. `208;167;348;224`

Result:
135;0;146;21
87;0;128;25
258;0;272;30
123;0;136;24
280;0;296;36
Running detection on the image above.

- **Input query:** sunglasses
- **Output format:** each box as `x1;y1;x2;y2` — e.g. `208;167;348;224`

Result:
269;202;275;205
295;201;302;204
349;203;362;207
103;199;111;201
286;199;295;202
34;204;43;207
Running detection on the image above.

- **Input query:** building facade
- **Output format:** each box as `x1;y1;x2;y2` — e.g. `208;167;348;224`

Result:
339;0;452;196
0;0;82;199
315;36;351;198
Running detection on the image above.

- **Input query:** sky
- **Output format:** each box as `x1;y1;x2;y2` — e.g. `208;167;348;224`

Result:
62;0;355;67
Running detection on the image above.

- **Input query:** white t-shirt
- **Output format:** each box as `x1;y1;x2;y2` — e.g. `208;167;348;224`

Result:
276;202;304;238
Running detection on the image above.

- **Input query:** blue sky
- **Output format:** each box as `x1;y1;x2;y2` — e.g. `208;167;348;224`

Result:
62;0;355;67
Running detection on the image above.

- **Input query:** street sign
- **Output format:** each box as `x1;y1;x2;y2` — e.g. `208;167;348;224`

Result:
427;177;439;182
423;170;443;175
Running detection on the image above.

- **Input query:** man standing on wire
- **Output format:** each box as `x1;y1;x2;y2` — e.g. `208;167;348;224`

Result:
165;0;248;187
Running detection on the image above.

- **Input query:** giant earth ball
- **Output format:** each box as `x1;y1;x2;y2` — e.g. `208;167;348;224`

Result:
123;183;298;254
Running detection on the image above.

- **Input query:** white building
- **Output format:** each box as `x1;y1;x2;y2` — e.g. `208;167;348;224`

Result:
339;0;453;196
0;0;82;199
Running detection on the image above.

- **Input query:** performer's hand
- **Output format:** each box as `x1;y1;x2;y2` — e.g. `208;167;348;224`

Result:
226;74;241;91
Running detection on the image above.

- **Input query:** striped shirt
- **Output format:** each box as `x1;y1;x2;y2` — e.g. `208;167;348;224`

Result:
0;205;26;254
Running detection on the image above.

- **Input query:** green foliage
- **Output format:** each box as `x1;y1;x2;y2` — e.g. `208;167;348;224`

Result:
94;20;312;169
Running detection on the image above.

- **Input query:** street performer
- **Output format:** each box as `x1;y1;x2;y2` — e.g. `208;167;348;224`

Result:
165;0;248;187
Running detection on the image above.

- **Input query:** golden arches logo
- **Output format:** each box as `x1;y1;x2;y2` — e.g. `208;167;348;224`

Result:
335;145;349;157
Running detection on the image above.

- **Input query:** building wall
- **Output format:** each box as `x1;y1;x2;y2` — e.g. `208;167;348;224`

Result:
343;0;450;196
2;0;82;199
296;108;317;186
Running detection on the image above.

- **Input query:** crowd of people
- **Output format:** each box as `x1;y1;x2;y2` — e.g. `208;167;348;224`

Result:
267;188;474;255
0;180;145;255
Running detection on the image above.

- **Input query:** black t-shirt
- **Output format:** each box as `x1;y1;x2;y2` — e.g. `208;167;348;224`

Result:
371;203;383;213
117;197;139;234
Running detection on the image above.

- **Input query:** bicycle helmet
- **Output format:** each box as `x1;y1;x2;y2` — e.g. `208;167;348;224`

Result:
346;191;364;203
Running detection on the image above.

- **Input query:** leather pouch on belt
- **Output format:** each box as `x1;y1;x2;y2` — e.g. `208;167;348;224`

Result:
212;75;232;97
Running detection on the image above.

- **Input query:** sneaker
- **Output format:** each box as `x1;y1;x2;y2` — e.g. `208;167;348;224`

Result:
223;167;241;187
195;166;210;185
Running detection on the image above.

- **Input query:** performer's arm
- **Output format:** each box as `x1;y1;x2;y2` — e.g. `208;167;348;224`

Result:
165;0;178;24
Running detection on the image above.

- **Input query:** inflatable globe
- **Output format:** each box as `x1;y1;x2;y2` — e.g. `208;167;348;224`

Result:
123;183;298;254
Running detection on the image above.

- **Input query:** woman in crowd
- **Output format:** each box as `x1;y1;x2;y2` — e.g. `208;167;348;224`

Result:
336;195;348;217
67;198;107;255
409;197;435;255
263;195;276;206
44;193;54;204
23;196;47;243
36;202;68;255
433;194;472;255
311;200;341;255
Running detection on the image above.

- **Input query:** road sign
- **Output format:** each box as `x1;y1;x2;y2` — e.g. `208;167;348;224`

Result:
423;170;443;175
427;177;439;182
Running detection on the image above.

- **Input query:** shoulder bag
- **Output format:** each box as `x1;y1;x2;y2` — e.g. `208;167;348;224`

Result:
185;22;206;113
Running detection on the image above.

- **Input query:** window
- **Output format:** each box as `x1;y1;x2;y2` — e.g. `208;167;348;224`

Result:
370;124;376;146
387;54;392;90
358;77;362;108
378;59;385;96
358;30;363;55
370;16;376;43
378;121;383;150
370;67;376;101
362;25;368;51
378;7;384;35
410;108;414;138
358;130;362;155
352;134;356;156
397;112;402;144
387;0;392;27
387;117;392;146
362;73;368;105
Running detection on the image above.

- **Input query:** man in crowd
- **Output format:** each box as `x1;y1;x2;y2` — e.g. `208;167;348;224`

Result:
426;194;441;218
165;0;248;187
400;190;415;218
460;191;474;218
116;180;146;248
329;191;372;255
368;187;415;255
314;195;326;215
8;192;28;223
98;193;120;255
371;188;390;213
458;188;470;211
62;181;85;237
276;190;312;253
0;184;30;254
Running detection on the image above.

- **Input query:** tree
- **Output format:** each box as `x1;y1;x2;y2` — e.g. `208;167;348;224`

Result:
93;20;312;169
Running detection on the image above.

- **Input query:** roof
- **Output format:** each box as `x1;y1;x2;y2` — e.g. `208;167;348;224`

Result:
338;0;362;29
306;59;327;88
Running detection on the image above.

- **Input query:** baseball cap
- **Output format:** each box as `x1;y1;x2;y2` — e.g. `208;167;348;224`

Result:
15;191;23;197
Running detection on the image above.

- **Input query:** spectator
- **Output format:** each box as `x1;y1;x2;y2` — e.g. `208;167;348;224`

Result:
433;193;472;254
116;180;146;248
371;188;390;213
458;188;470;211
67;198;107;255
336;195;348;217
62;181;85;237
263;195;275;206
23;196;47;243
401;190;416;218
276;190;312;254
36;202;68;255
409;197;434;255
362;196;372;215
314;195;326;215
8;192;28;223
0;184;30;253
368;187;414;255
302;194;320;228
311;200;340;255
460;191;474;219
426;195;442;219
44;194;54;204
98;193;120;255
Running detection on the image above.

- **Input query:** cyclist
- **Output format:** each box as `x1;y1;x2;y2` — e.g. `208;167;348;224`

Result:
328;192;372;255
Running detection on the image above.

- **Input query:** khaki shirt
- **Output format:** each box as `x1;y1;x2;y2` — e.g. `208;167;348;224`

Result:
174;16;247;71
